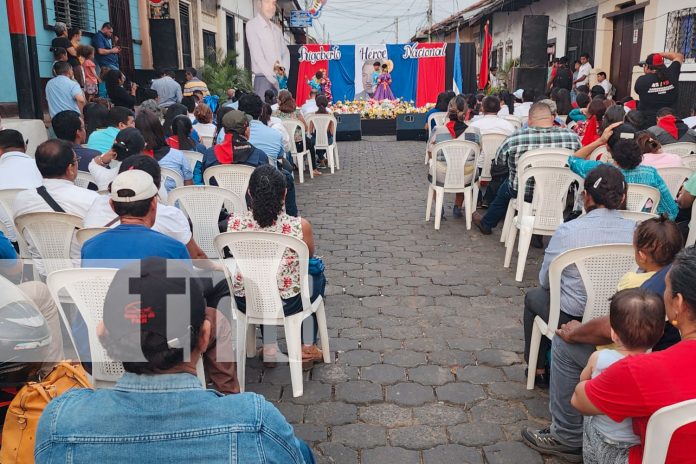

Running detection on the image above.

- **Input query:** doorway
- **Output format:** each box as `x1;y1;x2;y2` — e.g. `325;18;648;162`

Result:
610;8;643;100
180;2;193;68
565;12;596;65
108;0;134;77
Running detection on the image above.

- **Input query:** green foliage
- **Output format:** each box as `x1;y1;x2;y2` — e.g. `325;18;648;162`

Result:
200;49;252;100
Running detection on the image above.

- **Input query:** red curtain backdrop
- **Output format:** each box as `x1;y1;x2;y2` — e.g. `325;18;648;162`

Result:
478;22;493;90
416;43;446;107
295;44;328;106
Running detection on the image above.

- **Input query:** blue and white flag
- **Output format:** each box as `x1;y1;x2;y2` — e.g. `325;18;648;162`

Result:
453;30;463;94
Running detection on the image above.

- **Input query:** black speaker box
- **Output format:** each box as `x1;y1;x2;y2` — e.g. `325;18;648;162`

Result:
396;113;428;141
149;19;179;70
335;113;361;141
520;15;549;69
513;67;549;99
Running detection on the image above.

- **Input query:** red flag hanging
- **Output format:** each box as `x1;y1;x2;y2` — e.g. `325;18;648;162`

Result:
478;22;493;90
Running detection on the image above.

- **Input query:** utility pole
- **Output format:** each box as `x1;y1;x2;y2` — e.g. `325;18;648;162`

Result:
395;17;399;43
427;0;433;42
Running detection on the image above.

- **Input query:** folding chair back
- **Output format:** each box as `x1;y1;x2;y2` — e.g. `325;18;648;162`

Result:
3;119;48;158
479;130;509;180
168;186;246;257
76;227;109;245
311;115;337;148
642;399;696;464
518;166;582;233
203;164;255;200
589;144;611;162
427;112;447;134
680;155;696;171
0;189;30;258
181;150;204;172
502;115;522;129
626;183;660;214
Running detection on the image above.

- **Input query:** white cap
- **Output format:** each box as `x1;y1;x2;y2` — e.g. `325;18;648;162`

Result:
513;89;524;100
110;170;158;203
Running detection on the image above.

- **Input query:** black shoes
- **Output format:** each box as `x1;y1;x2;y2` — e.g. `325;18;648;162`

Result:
521;427;583;463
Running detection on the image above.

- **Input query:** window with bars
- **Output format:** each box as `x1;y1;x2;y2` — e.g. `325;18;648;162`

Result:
665;8;696;62
52;0;95;32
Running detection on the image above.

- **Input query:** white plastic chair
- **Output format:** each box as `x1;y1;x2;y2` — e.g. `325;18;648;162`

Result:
424;112;448;163
0;189;31;259
642;399;696;464
213;231;331;398
203;164;255;200
472;130;509;212
626;184;660;214
499;150;571;243
526;243;636;389
425;139;480;230
200;136;214;149
620;211;658;223
14;211;83;277
2;119;48;158
76;227;109;245
181;150;204;172
589;144;612;162
680;155;696;171
311;115;339;174
75;171;96;190
282;120;313;183
161;167;184;189
46;268;206;388
687;203;696;248
657;166;691;198
664;142;696;157
502;115;522;129
168;186;246;257
504;167;583;282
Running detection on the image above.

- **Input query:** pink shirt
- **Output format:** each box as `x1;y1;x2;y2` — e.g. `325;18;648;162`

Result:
83;59;97;85
641;152;684;169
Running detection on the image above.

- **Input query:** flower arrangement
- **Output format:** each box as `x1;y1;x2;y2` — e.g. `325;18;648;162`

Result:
331;98;434;120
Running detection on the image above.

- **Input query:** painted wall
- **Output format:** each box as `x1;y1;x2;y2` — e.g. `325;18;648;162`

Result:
0;0;142;104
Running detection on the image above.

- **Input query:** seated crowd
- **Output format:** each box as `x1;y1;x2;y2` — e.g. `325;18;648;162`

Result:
0;63;340;463
423;49;696;463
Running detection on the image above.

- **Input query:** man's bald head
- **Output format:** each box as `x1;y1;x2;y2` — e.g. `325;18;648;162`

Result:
528;102;555;128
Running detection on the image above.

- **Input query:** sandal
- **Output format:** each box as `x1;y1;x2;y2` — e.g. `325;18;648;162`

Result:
313;169;322;176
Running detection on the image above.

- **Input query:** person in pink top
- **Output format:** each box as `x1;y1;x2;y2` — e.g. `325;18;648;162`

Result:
636;132;683;168
78;45;99;100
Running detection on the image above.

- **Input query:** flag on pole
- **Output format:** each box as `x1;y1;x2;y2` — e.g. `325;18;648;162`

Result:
453;28;462;94
478;21;492;90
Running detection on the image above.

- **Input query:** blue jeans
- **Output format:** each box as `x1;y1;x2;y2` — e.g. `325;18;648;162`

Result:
282;169;298;216
481;178;517;230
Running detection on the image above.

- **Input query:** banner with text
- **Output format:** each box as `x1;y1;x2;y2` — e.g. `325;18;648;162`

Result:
292;42;460;106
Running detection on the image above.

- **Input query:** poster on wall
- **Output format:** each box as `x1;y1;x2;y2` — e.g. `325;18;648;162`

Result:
287;42;477;108
149;0;169;19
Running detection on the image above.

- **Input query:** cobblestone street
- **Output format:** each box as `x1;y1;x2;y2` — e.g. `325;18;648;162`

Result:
245;136;557;463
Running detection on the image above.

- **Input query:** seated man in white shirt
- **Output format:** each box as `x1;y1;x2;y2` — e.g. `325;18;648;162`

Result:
13;139;100;276
84;155;213;266
301;89;319;117
468;96;517;134
0;129;43;244
596;72;612;99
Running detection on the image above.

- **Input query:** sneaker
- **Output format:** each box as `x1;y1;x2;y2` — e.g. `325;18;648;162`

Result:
453;205;463;218
521;427;582;462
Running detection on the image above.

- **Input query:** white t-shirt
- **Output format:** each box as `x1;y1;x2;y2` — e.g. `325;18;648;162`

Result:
468;115;516;135
301;101;318;117
683;116;696;129
513;102;533;118
13;178;100;276
576;62;592;88
85;160;169;202
269;116;292;152
0;151;43;241
599;80;611;96
83;196;192;245
195;123;217;139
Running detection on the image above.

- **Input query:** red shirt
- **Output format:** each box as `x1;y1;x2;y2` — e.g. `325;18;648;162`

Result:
585;340;696;464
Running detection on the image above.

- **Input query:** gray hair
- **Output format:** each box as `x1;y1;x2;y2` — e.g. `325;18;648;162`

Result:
54;21;67;35
539;99;557;115
138;99;163;120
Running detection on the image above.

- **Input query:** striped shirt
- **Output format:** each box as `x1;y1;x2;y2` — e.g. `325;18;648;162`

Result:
495;126;581;193
567;157;678;220
183;78;210;97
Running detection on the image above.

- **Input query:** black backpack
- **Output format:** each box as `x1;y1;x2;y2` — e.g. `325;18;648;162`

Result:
552;68;573;91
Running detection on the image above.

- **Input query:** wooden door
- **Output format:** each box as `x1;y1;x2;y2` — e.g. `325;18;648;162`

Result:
610;9;644;100
109;0;134;78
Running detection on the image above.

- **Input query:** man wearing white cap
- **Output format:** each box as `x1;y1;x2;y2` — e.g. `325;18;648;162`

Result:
81;169;190;264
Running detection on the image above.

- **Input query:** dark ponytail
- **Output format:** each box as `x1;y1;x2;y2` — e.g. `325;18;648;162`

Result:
316;95;329;114
584;164;626;210
171;115;195;151
248;165;287;227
